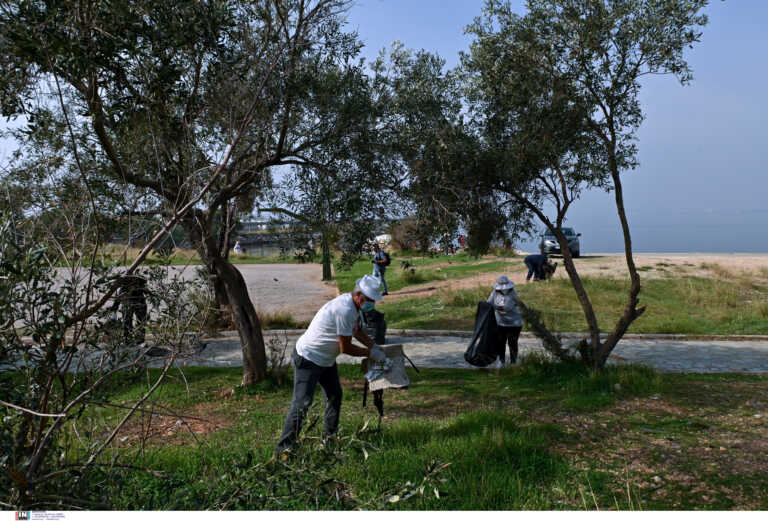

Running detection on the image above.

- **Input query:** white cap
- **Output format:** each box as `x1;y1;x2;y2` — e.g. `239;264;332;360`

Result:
494;275;514;291
355;274;383;301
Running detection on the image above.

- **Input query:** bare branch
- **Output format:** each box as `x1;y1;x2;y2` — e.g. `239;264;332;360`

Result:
79;354;177;474
0;400;65;418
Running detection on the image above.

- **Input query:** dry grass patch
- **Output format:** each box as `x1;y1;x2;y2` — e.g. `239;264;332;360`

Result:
527;378;768;509
257;309;306;329
117;402;236;447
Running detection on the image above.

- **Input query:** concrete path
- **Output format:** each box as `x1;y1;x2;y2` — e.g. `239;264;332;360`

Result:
187;331;768;374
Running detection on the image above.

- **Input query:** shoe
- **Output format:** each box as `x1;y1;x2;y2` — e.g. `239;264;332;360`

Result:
322;435;339;450
382;291;389;296
274;447;292;462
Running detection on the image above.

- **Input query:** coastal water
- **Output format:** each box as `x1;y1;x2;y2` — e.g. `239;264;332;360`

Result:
518;221;768;254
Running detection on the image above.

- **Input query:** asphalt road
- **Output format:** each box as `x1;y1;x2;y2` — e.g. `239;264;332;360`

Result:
54;263;338;324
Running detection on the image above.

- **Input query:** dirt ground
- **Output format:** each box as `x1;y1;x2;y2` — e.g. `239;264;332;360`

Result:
385;253;768;302
543;379;768;509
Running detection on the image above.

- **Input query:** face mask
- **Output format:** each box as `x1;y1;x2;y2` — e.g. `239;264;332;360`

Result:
361;301;375;312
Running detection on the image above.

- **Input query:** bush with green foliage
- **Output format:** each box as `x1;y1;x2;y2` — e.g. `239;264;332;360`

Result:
0;217;211;509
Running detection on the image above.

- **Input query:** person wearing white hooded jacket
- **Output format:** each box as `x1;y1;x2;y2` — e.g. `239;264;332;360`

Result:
487;275;523;364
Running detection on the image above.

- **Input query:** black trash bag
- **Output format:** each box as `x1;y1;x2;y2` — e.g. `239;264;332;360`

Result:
464;301;500;367
361;309;387;345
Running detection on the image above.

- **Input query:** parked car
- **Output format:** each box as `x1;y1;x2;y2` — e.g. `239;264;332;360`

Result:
539;227;581;258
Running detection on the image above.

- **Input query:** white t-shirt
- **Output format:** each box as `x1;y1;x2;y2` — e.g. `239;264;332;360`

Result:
296;293;359;367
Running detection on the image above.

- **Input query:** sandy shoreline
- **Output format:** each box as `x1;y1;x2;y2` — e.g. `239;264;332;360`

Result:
385;252;768;301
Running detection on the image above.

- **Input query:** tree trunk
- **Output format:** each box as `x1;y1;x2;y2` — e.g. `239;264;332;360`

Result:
209;257;267;385
321;232;332;281
552;229;603;368
210;273;234;328
183;213;267;384
596;163;646;367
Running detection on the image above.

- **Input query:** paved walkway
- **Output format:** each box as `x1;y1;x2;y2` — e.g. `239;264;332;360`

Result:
188;331;768;374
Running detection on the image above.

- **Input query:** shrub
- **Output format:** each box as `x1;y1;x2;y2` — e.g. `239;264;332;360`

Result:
0;217;206;508
387;219;433;253
258;310;299;330
402;268;427;285
293;246;317;264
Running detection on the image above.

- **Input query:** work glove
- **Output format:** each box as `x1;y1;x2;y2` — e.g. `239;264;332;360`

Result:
369;345;386;362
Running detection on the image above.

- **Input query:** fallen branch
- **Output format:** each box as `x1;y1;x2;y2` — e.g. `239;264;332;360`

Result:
30;462;167;485
84;400;214;424
74;462;167;478
514;296;572;360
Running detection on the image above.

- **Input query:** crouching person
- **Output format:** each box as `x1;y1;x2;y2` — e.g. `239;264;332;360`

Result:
276;274;385;454
524;254;557;281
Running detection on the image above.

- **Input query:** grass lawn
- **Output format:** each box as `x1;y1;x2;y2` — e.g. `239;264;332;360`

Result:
334;253;524;294
100;245;310;266
377;277;768;335
58;359;767;510
103;247;516;269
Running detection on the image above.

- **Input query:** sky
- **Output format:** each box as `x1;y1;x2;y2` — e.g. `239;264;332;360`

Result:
1;1;766;253
345;0;768;253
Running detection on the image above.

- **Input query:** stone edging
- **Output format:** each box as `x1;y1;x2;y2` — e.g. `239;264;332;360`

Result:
205;329;768;342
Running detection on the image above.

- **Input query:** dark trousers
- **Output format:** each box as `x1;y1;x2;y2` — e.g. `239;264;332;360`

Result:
277;349;343;452
122;302;148;343
525;258;545;281
497;325;522;363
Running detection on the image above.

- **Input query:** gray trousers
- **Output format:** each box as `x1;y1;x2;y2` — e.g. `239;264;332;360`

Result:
277;349;343;451
373;264;387;293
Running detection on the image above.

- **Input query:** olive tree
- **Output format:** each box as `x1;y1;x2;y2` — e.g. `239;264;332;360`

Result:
0;0;360;384
260;60;400;279
366;44;473;253
463;0;708;368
